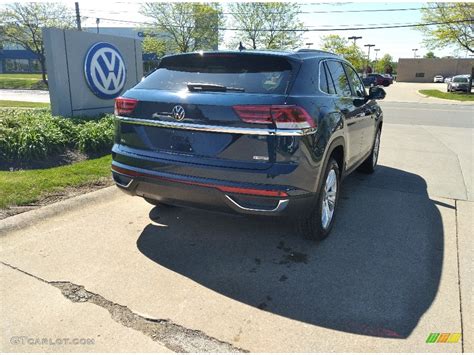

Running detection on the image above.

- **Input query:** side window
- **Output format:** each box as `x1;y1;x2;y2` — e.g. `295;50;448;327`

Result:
326;60;352;97
319;61;336;95
343;63;366;98
319;61;329;94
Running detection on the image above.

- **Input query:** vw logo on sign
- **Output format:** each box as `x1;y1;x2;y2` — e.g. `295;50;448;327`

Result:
84;42;126;100
171;105;186;121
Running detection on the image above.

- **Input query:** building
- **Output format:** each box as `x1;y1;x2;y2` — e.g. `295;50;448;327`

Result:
0;43;42;73
397;58;474;82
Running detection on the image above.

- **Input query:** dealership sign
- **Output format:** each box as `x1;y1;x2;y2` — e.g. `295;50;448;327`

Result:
43;28;142;117
84;42;127;99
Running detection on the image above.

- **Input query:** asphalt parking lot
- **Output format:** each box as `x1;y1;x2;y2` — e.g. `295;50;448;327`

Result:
1;100;472;352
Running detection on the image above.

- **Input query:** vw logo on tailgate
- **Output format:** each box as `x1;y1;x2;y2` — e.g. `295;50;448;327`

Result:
171;105;186;121
84;42;126;100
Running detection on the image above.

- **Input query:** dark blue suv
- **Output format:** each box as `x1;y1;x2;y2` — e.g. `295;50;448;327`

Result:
112;50;385;240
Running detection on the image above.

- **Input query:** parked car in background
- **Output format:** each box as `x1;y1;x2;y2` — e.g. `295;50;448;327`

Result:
112;50;386;241
433;75;444;83
382;74;394;85
447;75;471;93
362;73;392;87
444;77;452;83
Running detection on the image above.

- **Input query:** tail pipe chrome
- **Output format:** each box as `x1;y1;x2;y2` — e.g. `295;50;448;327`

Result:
225;195;289;213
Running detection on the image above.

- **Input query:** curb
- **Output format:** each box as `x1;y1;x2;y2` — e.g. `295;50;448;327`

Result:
416;90;429;98
416;90;474;105
0;186;120;236
381;99;474;107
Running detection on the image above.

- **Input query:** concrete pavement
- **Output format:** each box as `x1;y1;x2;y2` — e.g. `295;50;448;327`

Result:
0;89;50;103
0;264;171;353
0;102;472;352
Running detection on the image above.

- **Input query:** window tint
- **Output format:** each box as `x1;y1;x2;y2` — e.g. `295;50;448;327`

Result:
319;61;336;95
319;62;329;94
326;60;352;97
343;63;366;98
325;62;337;94
136;53;293;94
453;77;468;83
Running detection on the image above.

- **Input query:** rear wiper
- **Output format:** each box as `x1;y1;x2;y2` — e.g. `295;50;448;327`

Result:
187;83;245;92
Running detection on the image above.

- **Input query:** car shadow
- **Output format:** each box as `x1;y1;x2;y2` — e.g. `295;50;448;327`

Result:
136;165;444;339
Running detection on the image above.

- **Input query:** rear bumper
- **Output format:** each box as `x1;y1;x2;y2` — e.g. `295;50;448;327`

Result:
111;162;314;216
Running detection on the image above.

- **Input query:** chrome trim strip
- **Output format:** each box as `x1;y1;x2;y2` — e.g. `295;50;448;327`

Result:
111;169;134;188
225;195;289;213
116;116;316;136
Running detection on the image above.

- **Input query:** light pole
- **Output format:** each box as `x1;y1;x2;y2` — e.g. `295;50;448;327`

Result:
412;48;418;58
374;48;380;73
374;48;380;61
348;36;362;46
364;44;375;74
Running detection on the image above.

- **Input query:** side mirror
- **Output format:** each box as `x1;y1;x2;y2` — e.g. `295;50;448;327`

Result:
368;86;386;100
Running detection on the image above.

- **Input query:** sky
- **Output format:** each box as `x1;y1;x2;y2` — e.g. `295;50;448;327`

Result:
1;0;469;60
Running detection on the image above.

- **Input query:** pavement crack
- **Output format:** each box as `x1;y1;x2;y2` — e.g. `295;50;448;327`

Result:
0;261;248;353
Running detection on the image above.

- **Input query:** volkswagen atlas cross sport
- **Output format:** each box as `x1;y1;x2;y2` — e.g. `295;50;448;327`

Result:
112;50;385;241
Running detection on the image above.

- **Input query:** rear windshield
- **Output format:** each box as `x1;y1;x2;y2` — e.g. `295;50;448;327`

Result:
136;53;293;94
453;77;468;83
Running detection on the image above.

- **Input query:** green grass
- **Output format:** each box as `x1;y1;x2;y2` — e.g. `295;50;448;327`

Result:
0;73;47;90
0;155;112;209
0;73;43;80
0;100;50;108
419;89;474;102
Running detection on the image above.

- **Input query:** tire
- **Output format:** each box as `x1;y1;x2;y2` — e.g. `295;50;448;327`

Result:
297;158;340;241
144;197;175;208
359;128;381;174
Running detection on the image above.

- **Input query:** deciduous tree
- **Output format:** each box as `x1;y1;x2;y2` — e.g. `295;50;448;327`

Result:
229;2;304;50
320;34;366;71
424;51;438;58
374;54;394;74
419;3;473;53
141;36;167;58
139;3;224;53
0;2;75;85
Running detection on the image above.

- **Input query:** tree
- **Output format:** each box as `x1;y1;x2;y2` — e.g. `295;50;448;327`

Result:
419;3;474;53
139;3;224;53
0;2;75;85
424;51;438;58
229;2;304;50
374;54;394;74
141;36;167;58
320;35;366;71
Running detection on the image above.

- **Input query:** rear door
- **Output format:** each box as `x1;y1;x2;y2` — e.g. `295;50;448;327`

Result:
325;60;365;167
116;53;299;170
343;63;376;157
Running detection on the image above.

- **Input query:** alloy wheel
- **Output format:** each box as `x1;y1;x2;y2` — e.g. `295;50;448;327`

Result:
373;130;381;167
321;169;338;230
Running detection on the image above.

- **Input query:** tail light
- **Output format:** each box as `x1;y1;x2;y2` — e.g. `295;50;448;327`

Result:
114;97;138;116
233;105;316;129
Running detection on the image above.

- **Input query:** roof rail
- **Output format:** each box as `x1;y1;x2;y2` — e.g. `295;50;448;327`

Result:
296;49;337;55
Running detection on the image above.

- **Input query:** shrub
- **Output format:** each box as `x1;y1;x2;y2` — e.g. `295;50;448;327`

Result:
0;109;71;161
0;108;115;163
76;114;115;154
